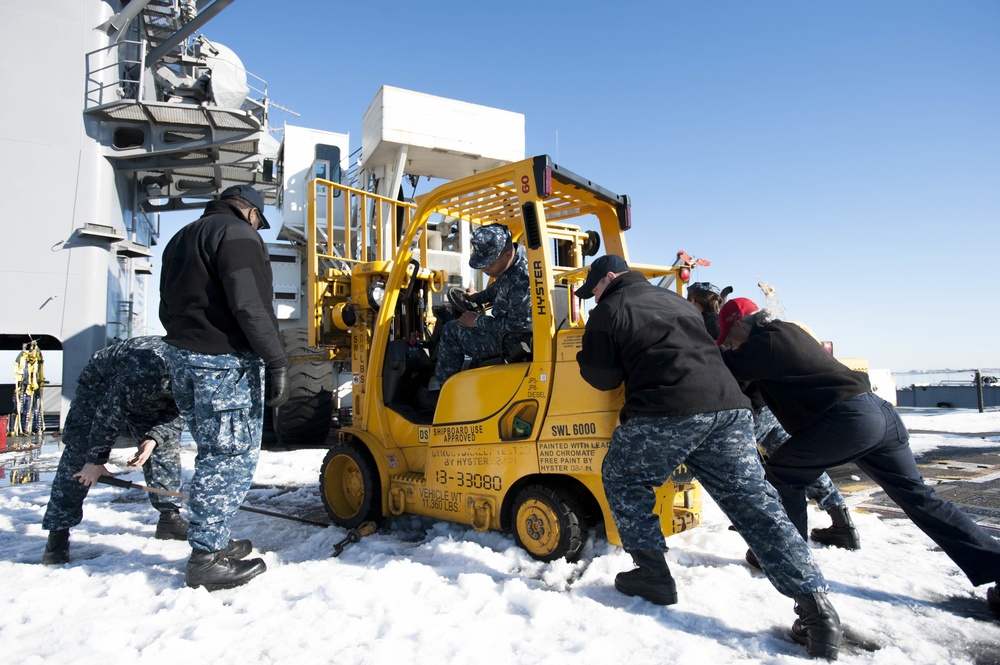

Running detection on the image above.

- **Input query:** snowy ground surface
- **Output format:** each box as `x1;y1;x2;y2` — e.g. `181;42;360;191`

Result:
1;409;998;664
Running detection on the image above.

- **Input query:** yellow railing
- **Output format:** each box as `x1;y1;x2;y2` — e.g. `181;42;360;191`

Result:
306;178;424;345
306;178;419;265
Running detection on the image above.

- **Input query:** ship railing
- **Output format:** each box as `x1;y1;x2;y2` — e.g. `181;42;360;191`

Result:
131;208;160;247
244;69;269;125
84;39;147;110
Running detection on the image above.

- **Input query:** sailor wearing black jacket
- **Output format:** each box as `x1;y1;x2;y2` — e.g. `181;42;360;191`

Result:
576;256;841;659
160;199;286;367
579;273;748;421
740;380;858;550
159;185;289;591
720;297;1000;617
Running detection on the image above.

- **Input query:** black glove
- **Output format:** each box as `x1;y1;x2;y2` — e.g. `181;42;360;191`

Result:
266;364;290;407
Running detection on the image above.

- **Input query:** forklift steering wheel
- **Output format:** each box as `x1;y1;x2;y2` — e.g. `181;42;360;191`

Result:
447;287;485;316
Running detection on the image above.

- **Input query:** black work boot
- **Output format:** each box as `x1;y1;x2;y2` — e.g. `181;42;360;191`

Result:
42;529;70;565
988;584;1000;616
155;510;189;540
219;539;253;560
745;548;761;570
810;506;861;550
614;550;678;605
791;592;842;660
184;548;266;591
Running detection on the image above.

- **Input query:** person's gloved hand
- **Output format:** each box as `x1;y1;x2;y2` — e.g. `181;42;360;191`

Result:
266;364;290;407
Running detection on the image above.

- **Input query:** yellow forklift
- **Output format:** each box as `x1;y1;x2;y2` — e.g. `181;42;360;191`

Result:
289;155;703;561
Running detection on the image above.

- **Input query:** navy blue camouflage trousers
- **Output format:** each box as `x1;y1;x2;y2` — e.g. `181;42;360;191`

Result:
42;435;181;531
164;346;264;552
603;408;828;598
753;406;844;512
434;320;504;384
766;391;1000;586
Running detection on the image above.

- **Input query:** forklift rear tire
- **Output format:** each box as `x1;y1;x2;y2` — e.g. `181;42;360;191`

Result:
512;485;586;562
275;329;334;446
320;441;381;529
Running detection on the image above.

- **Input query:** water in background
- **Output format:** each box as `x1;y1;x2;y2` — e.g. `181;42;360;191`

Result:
892;369;1000;387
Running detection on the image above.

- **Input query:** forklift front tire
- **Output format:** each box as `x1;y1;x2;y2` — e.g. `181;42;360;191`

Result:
512;485;586;563
320;442;381;529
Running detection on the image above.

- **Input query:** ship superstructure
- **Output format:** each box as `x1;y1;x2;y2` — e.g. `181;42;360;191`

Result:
0;0;276;424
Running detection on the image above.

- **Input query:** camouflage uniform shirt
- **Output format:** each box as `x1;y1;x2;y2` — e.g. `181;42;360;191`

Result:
43;336;184;531
64;336;183;464
469;244;532;334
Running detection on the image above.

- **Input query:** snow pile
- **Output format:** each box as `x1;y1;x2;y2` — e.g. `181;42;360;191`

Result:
1;410;998;664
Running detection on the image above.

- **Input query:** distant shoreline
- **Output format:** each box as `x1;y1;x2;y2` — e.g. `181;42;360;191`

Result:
893;368;1000;376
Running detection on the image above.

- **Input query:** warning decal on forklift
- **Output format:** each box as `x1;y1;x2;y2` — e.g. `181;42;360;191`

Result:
419;487;462;513
418;426;430;443
434;424;484;443
538;440;608;473
558;335;583;361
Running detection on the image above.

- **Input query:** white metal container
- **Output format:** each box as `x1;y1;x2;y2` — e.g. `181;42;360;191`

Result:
361;86;524;180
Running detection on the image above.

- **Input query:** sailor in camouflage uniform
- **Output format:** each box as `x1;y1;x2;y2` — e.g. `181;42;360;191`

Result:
428;223;531;394
685;283;859;555
41;336;186;565
686;281;725;339
160;185;289;591
754;404;846;516
684;288;860;554
750;396;860;550
576;255;842;660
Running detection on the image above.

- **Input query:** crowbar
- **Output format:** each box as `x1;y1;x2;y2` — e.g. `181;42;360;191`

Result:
97;475;330;528
331;521;377;557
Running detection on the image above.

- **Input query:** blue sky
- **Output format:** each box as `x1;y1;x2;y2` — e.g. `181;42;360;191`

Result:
155;0;999;372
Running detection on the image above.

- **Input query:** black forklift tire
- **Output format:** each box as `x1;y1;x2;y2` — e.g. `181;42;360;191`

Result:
319;441;382;529
275;329;334;446
511;485;586;562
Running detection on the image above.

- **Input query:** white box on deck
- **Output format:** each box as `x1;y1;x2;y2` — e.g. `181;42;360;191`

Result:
278;125;350;239
361;86;524;180
267;243;302;320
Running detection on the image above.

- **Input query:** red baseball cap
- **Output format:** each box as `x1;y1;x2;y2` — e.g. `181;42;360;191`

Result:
716;297;759;345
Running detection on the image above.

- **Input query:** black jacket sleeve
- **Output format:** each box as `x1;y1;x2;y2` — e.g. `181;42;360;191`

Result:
216;224;287;368
577;305;625;391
